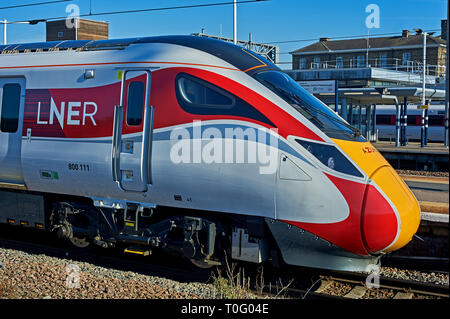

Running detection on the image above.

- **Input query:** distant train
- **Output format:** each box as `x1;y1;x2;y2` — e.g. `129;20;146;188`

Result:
0;36;421;273
375;105;446;142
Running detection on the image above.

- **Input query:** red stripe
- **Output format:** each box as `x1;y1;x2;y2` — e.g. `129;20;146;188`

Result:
282;174;368;256
282;173;399;256
22;67;323;141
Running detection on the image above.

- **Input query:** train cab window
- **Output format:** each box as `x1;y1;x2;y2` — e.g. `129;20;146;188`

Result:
177;74;234;109
126;81;145;126
0;83;21;133
254;70;364;141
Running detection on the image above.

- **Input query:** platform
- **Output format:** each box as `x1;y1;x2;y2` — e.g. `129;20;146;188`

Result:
402;175;449;205
373;142;449;171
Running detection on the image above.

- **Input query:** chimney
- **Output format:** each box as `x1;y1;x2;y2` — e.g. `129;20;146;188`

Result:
414;28;423;35
442;19;448;41
320;37;330;42
402;30;410;38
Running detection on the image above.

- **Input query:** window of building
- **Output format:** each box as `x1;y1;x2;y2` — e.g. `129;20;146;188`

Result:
336;57;343;68
299;58;307;69
379;54;387;68
313;57;321;69
402;52;411;65
1;83;21;133
357;55;366;68
126;81;145;126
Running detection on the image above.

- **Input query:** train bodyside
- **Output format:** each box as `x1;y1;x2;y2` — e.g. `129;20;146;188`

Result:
376;106;446;142
0;36;421;272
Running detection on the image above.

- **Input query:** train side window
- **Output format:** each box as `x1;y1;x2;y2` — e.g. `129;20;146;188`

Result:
174;73;275;127
375;115;391;125
0;83;21;133
429;115;444;127
407;116;418;126
177;74;235;109
126;81;145;126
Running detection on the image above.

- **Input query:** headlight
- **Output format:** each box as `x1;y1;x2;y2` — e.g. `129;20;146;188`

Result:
296;139;363;178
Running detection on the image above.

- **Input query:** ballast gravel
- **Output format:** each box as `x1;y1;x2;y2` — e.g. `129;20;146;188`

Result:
380;267;449;286
0;247;258;299
1;246;448;299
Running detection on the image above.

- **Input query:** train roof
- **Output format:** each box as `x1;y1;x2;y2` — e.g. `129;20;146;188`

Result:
0;35;279;74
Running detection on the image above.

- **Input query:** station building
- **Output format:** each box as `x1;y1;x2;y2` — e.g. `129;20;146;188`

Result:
290;20;447;78
286;20;448;148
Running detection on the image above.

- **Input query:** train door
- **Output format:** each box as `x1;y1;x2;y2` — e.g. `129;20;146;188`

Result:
112;70;154;193
0;77;26;188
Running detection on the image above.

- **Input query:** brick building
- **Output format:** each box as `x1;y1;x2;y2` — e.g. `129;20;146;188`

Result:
290;21;447;78
46;19;109;42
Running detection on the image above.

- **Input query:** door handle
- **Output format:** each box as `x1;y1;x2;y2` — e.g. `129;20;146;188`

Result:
112;105;123;182
142;104;154;185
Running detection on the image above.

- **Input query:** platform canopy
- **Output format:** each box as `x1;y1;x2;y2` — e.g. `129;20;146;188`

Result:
314;87;446;105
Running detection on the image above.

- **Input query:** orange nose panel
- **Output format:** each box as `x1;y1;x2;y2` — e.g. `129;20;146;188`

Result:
332;139;421;253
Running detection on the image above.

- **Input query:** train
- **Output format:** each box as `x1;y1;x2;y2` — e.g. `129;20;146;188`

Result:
375;105;446;142
0;36;421;272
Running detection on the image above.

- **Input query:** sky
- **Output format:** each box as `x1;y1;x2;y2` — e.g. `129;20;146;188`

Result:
0;0;447;68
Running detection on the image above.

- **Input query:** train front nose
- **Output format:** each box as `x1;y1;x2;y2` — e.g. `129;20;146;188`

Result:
362;165;421;253
332;139;421;255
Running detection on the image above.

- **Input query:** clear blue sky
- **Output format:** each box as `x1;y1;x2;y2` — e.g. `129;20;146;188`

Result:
0;0;447;67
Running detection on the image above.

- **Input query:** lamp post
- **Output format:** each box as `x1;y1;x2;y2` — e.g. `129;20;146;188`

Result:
1;19;46;45
233;0;237;44
2;19;7;45
421;32;427;148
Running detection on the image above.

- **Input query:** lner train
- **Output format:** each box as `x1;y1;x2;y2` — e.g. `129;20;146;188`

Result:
0;36;421;272
375;106;446;142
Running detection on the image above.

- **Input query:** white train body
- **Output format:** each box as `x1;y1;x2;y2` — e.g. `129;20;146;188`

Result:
376;105;446;142
0;36;421;272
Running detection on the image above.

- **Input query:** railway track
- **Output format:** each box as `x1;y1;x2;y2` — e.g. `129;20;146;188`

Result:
381;255;449;272
261;271;450;300
0;225;448;300
312;271;449;299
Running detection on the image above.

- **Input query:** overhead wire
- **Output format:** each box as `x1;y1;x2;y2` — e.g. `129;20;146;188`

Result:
9;0;270;23
0;0;72;11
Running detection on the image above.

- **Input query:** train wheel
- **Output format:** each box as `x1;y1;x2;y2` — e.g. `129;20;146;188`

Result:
69;236;90;249
189;258;216;270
